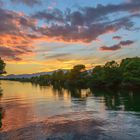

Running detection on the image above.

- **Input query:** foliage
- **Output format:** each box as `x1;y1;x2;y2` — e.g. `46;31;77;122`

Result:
120;57;140;85
0;58;6;75
6;57;140;89
90;61;122;87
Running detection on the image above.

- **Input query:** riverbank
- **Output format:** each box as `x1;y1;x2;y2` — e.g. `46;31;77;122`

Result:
1;57;140;90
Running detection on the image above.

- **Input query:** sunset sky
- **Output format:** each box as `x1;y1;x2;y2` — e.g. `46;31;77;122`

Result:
0;0;140;74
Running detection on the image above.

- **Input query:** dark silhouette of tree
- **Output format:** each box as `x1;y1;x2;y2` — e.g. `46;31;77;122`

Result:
103;61;122;86
7;57;140;89
0;58;5;128
120;57;140;86
0;57;6;75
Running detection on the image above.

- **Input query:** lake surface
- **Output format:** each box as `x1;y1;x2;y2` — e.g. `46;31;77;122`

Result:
0;80;140;140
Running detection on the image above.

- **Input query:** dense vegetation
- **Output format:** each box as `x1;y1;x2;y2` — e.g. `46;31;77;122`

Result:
0;57;6;128
8;57;140;89
0;58;6;75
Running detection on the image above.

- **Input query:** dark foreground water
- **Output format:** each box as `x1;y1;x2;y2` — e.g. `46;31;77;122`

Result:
0;80;140;140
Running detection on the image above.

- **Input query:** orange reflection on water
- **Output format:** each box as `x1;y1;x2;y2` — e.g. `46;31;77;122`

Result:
0;80;72;131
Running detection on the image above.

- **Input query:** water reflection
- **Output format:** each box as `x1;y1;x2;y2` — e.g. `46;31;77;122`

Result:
52;84;140;112
0;80;140;133
52;83;90;99
90;88;140;112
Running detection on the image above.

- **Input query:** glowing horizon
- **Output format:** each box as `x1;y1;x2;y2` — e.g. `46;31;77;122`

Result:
0;0;140;74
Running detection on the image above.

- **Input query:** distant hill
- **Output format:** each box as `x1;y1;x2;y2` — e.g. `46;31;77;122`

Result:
0;70;69;79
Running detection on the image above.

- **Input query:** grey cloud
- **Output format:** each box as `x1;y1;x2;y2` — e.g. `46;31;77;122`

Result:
0;0;139;62
113;36;122;40
120;40;134;46
46;53;71;59
36;16;134;43
0;46;32;61
33;1;140;26
10;0;42;7
100;45;121;51
100;40;135;51
0;8;36;35
32;9;64;23
31;1;140;42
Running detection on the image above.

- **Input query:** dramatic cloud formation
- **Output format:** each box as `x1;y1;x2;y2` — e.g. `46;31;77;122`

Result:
0;8;36;34
0;0;140;68
33;1;140;25
100;40;135;51
0;8;36;61
31;1;140;43
0;46;33;61
35;16;134;43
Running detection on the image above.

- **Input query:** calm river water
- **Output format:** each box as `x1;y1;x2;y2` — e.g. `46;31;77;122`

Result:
0;80;140;140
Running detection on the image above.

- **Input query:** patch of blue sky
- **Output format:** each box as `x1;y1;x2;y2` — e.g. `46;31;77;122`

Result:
3;0;125;15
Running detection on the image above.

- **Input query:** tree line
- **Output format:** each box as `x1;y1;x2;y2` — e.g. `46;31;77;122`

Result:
6;57;140;89
0;57;6;128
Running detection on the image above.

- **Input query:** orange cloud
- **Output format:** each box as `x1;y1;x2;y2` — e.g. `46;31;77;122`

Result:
0;34;35;61
0;0;139;63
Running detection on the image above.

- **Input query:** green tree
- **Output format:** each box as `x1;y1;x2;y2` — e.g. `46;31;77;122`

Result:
9;57;140;89
103;61;122;85
68;64;87;87
91;65;104;86
0;57;5;128
91;61;122;87
69;64;86;80
0;58;6;75
120;57;140;85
